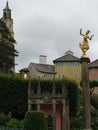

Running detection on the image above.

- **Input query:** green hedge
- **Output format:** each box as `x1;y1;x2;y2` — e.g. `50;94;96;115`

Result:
70;117;83;129
0;74;79;118
0;126;23;130
24;111;48;130
6;118;24;128
0;74;28;119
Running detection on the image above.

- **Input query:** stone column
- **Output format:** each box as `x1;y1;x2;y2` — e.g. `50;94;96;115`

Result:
80;57;92;130
62;100;66;130
28;80;32;111
37;78;41;111
28;99;32;111
37;100;41;110
52;100;56;130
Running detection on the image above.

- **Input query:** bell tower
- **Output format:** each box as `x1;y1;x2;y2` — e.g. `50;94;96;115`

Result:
2;1;14;38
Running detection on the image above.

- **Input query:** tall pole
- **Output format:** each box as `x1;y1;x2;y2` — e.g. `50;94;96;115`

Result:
80;58;91;130
79;29;94;130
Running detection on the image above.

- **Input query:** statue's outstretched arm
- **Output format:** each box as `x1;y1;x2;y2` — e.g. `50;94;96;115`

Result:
80;28;84;36
89;34;94;40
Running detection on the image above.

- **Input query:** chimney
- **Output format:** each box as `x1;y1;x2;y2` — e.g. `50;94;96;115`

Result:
39;55;47;64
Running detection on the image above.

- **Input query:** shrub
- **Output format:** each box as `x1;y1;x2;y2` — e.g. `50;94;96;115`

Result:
6;118;24;128
0;74;28;119
46;115;53;128
91;94;98;109
24;111;48;130
0;113;9;126
70;117;83;129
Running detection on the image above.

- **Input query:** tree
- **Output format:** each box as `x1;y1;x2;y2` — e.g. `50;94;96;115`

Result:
0;19;18;73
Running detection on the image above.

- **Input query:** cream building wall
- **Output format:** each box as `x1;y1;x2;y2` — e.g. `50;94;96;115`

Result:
54;62;82;83
28;64;45;78
53;51;82;83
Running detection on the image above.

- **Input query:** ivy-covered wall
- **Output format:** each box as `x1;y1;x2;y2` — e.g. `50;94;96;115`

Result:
0;74;79;118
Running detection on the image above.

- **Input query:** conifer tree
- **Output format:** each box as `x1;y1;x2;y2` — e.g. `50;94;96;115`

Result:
0;19;18;73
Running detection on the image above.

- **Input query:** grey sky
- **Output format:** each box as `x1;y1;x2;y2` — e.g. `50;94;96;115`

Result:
0;0;98;72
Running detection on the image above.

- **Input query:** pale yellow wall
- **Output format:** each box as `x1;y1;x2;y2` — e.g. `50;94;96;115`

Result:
54;62;82;83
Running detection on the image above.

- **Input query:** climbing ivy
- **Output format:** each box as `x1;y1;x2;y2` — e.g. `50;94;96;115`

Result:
0;74;79;118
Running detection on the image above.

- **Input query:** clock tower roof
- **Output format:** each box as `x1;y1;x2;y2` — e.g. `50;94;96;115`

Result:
4;1;11;11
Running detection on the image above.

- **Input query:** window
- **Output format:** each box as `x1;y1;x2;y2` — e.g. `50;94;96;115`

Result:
74;62;80;66
74;73;78;79
66;62;73;67
92;68;95;73
66;62;80;67
24;73;27;79
55;62;63;67
96;90;98;94
44;73;52;79
96;78;98;81
58;74;61;79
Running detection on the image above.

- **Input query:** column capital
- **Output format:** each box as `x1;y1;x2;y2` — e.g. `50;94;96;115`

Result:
52;100;56;104
80;57;90;63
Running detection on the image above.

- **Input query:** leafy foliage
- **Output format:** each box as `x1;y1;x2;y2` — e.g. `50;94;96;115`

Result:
6;118;24;128
0;19;18;73
70;117;83;129
91;94;98;109
31;79;79;116
0;75;79;118
24;111;48;130
89;80;98;88
46;115;53;128
0;113;9;126
0;74;28;119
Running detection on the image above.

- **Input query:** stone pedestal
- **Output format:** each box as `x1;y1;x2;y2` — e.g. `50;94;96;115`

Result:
80;57;92;130
62;102;66;130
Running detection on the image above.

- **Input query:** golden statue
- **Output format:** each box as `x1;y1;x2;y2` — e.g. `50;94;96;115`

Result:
79;28;94;58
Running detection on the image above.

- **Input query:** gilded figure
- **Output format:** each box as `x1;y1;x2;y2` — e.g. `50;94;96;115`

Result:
79;28;94;57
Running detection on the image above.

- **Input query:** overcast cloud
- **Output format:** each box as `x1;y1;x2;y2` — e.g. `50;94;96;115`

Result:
0;0;98;72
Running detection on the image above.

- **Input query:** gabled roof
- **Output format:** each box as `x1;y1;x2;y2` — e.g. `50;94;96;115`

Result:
29;63;55;74
53;51;79;63
89;59;98;68
19;68;29;73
